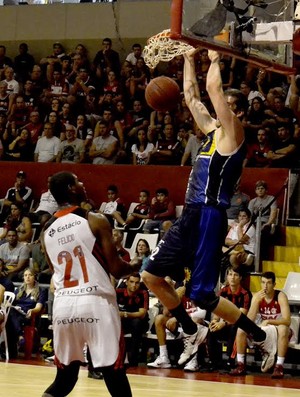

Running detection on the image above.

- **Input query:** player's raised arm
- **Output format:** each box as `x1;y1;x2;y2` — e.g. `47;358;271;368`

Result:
183;49;217;135
206;50;245;151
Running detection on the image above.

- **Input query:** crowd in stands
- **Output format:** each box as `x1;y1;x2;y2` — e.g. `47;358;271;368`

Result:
0;42;299;167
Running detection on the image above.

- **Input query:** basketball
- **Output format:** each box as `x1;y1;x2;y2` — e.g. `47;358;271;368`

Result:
145;76;181;111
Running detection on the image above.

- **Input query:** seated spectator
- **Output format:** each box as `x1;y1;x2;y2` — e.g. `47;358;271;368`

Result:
99;184;126;228
129;57;150;100
248;180;277;259
231;271;290;379
267;123;297;168
143;188;176;236
4;127;34;162
0;202;32;244
226;183;250;225
112;229;130;263
123;190;151;230
206;265;252;372
34;123;61;163
239;81;265;106
8;95;30;131
265;94;295;127
126;99;149;154
133;238;151;272
29;175;58;226
243;128;272;168
56;124;85;163
5;267;47;358
242;96;269;143
98;70;123;106
116;272;149;367
43;65;69;105
150;123;182;165
0;259;15;304
31;241;51;284
175;95;194;128
75;114;94;156
92;37;121;81
131;128;154;165
181;127;206;166
0;81;13;116
22;111;43;145
177;123;192;150
1;170;33;223
22;79;39;112
89;120;118;164
68;66;96;114
225;208;256;265
126;43;143;66
0;45;13;79
0;229;30;280
2;66;20;96
44;111;66;141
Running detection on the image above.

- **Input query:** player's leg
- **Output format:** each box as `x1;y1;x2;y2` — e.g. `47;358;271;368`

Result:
42;361;80;397
101;365;132;397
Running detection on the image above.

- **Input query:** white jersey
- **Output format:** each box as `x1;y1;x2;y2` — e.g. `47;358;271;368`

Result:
44;206;121;367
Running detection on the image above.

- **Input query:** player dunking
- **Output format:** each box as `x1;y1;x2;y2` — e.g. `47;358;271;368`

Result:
142;49;278;369
41;172;137;397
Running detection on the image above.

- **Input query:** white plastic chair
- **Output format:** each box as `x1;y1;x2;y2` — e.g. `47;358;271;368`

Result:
175;205;184;218
0;291;16;362
282;272;300;304
114;202;146;231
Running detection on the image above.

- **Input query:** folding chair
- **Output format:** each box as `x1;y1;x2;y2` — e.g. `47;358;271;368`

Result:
0;291;15;362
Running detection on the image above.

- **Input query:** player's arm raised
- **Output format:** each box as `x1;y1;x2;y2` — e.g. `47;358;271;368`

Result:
183;48;217;135
88;211;140;279
206;50;244;153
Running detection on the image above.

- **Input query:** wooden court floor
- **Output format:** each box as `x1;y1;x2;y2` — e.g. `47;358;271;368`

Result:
1;361;300;397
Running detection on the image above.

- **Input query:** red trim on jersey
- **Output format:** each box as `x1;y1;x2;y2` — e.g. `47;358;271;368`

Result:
54;206;79;218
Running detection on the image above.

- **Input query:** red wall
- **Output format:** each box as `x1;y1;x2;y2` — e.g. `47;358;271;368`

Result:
0;162;289;210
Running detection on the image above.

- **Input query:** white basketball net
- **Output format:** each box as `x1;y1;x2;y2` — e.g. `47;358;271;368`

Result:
144;29;194;69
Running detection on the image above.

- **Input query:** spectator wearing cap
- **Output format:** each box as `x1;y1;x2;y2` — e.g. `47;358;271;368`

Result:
248;180;278;259
1;171;33;223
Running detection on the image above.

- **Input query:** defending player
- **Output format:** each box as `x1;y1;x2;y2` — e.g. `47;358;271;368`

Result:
142;49;277;369
41;171;138;397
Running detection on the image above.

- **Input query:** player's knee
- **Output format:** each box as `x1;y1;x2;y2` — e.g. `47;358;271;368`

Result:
197;292;220;312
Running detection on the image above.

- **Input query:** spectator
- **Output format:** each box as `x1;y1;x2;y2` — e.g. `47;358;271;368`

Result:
8;95;31;131
5;267;47;358
1;66;19;96
0;259;14;304
224;208;256;270
131;128;154;165
68;66;96;114
22;111;43;145
29;175;58;226
1;170;33;220
99;184;126;228
242;96;269;143
40;42;65;67
56;124;85;163
206;265;252;372
239;80;265;105
129;57;150;100
116;272;149;367
112;229;130;263
0;45;13;78
0;202;32;244
243;128;272;168
150;123;182;165
89;120;118;165
0;81;13;115
143;188;176;236
14;43;35;84
44;111;66;141
267;123;297;168
34;123;61;163
231;271;290;379
181;127;206;166
93;38;121;80
99;70;123;107
0;229;30;280
226;182;250;224
123;190;151;231
133;238;151;272
248;180;277;259
5;127;34;162
126;43;143;66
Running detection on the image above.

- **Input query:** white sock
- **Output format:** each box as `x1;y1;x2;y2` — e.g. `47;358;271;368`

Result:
159;345;168;358
237;354;245;364
276;356;285;366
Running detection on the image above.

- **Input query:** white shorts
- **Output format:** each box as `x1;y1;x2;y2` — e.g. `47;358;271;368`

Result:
53;294;121;367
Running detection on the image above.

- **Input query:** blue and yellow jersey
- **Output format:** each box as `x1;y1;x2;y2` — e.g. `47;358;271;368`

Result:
185;130;246;209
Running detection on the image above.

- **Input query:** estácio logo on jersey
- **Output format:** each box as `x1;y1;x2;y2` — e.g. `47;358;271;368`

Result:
58;219;81;233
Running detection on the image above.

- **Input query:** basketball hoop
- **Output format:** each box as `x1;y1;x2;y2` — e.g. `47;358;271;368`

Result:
143;29;194;69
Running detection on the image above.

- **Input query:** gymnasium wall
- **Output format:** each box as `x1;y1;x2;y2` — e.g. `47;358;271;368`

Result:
0;162;289;209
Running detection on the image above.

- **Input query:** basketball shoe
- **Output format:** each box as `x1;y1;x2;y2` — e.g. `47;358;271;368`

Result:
255;325;278;373
178;325;208;366
147;355;171;368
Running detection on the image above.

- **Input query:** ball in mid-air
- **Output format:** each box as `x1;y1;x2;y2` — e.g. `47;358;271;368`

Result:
145;76;181;112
